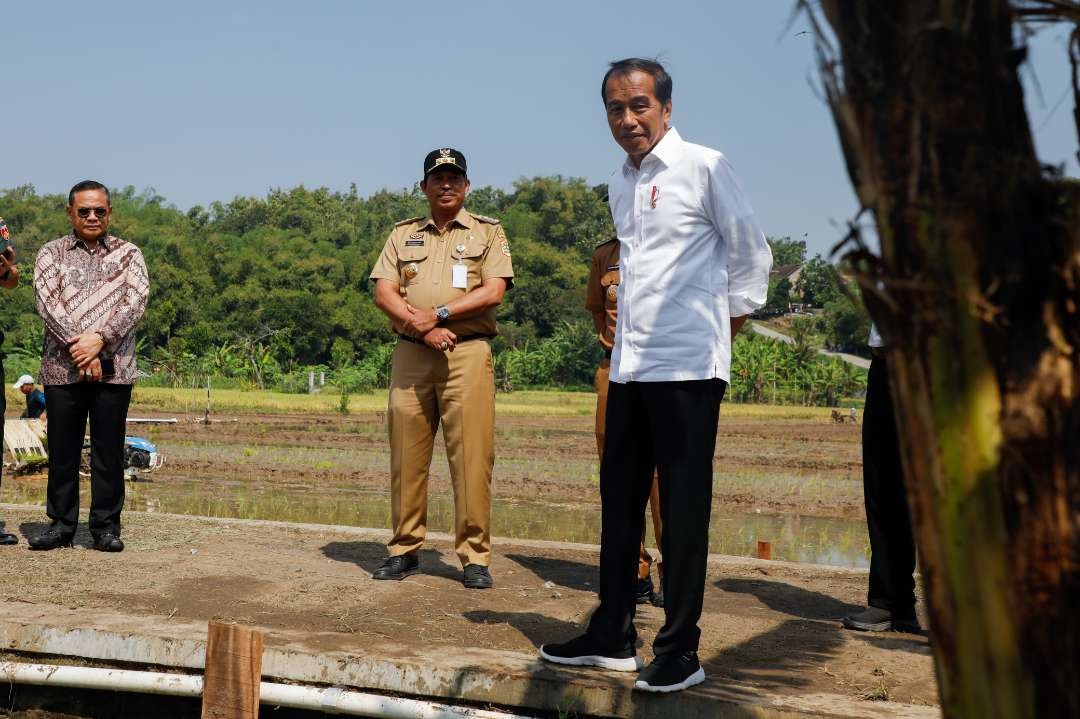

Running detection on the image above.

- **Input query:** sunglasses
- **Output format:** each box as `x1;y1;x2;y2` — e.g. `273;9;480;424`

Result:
76;207;109;219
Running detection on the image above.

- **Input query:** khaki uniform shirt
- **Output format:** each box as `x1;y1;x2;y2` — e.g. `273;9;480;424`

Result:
369;208;514;337
585;239;620;352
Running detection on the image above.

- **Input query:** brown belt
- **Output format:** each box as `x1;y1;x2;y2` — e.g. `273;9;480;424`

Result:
397;334;492;346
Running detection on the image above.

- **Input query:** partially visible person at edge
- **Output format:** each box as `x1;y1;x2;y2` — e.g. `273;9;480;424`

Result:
540;58;772;693
28;180;149;553
586;235;664;607
1;215;23;545
13;375;47;419
841;323;921;634
368;148;514;589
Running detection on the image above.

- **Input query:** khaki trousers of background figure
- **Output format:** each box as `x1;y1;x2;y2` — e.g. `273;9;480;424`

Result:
388;339;496;567
595;360;663;582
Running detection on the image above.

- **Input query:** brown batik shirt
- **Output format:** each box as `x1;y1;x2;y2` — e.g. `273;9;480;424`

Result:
34;234;149;386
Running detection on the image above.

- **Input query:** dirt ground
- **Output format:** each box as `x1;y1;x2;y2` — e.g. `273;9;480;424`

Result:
0;506;936;711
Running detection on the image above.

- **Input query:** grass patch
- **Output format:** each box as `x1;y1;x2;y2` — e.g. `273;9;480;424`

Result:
132;386;837;420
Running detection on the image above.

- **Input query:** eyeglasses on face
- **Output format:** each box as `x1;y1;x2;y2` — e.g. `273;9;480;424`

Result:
76;207;109;219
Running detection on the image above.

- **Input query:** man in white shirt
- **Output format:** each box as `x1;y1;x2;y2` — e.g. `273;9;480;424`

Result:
540;58;772;693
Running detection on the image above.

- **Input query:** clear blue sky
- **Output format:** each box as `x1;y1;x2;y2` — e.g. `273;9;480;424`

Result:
5;1;1078;258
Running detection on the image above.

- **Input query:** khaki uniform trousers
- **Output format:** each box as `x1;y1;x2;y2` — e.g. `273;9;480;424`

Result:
388;338;495;567
595;359;663;582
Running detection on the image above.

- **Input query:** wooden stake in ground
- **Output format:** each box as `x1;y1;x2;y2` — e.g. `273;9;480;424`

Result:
201;620;263;719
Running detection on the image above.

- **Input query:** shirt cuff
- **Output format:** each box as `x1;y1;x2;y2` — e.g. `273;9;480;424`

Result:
728;294;765;318
96;327;116;347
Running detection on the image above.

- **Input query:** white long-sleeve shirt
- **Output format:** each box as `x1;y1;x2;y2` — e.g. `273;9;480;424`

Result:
607;127;772;384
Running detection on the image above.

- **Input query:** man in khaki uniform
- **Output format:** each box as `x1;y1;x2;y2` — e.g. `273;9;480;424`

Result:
369;148;514;589
586;238;663;607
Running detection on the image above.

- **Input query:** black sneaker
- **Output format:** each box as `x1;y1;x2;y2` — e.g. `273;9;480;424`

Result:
539;634;643;672
372;553;419;580
634;651;705;693
0;531;17;546
842;606;922;633
635;577;654;604
462;564;493;589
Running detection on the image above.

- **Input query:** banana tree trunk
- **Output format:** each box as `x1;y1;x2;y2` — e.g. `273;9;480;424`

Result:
811;2;1080;717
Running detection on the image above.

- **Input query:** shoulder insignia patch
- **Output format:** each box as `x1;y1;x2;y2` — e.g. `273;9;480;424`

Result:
470;213;501;225
500;238;511;257
394;216;425;227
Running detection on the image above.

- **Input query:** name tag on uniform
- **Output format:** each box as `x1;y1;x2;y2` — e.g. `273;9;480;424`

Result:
607;265;619;271
452;263;468;289
405;240;424;247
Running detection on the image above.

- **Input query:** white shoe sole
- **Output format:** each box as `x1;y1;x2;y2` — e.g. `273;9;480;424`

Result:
634;667;706;693
539;647;643;672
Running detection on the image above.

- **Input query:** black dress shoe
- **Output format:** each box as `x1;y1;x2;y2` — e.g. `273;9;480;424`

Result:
635;577;655;604
462;564;492;589
372;553;419;580
0;532;18;546
28;529;74;551
92;533;124;553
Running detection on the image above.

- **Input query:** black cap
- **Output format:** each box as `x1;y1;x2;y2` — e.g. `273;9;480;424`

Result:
423;148;467;177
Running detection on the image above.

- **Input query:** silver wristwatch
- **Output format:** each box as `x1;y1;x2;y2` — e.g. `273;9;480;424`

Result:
436;305;451;323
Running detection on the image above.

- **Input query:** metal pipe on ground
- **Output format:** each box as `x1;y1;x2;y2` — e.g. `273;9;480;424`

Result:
0;661;530;719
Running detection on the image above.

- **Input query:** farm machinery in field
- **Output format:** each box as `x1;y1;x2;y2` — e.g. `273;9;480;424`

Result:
3;418;167;480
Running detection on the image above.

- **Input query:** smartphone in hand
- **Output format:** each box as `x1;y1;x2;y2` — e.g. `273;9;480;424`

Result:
100;356;116;379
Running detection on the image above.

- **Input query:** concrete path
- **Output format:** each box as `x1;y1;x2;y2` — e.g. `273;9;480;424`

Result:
749;323;872;370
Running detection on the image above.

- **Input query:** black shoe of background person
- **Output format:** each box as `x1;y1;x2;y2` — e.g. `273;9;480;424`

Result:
28;527;74;551
92;533;124;553
635;577;654;604
372;552;419;580
842;606;922;634
634;651;706;693
1;531;18;545
462;563;493;589
539;633;643;672
650;587;665;608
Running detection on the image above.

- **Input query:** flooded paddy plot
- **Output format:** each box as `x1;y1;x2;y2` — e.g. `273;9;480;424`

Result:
2;395;871;566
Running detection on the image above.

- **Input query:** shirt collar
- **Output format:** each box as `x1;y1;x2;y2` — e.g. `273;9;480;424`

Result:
418;208;474;232
622;126;685;176
67;233;111;252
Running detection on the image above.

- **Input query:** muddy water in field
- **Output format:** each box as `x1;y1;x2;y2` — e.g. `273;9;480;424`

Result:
1;476;870;567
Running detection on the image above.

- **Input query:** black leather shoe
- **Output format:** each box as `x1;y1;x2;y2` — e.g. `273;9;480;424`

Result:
28;529;74;551
372;553;419;580
462;564;492;589
635;577;655;604
92;533;124;553
0;531;18;546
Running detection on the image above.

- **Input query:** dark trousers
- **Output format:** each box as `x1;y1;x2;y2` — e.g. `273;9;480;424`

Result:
44;383;132;537
863;356;917;617
587;378;725;655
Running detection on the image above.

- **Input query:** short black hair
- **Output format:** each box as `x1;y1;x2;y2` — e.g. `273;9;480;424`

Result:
601;58;672;105
68;180;110;206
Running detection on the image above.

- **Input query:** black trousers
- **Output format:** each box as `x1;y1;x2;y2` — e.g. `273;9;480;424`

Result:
44;383;132;537
863;356;917;617
587;378;725;655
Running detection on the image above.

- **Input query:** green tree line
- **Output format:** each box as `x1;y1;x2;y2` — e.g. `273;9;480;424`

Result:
1;180;864;404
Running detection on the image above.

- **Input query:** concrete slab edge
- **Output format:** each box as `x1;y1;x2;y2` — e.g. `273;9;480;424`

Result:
0;607;938;719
